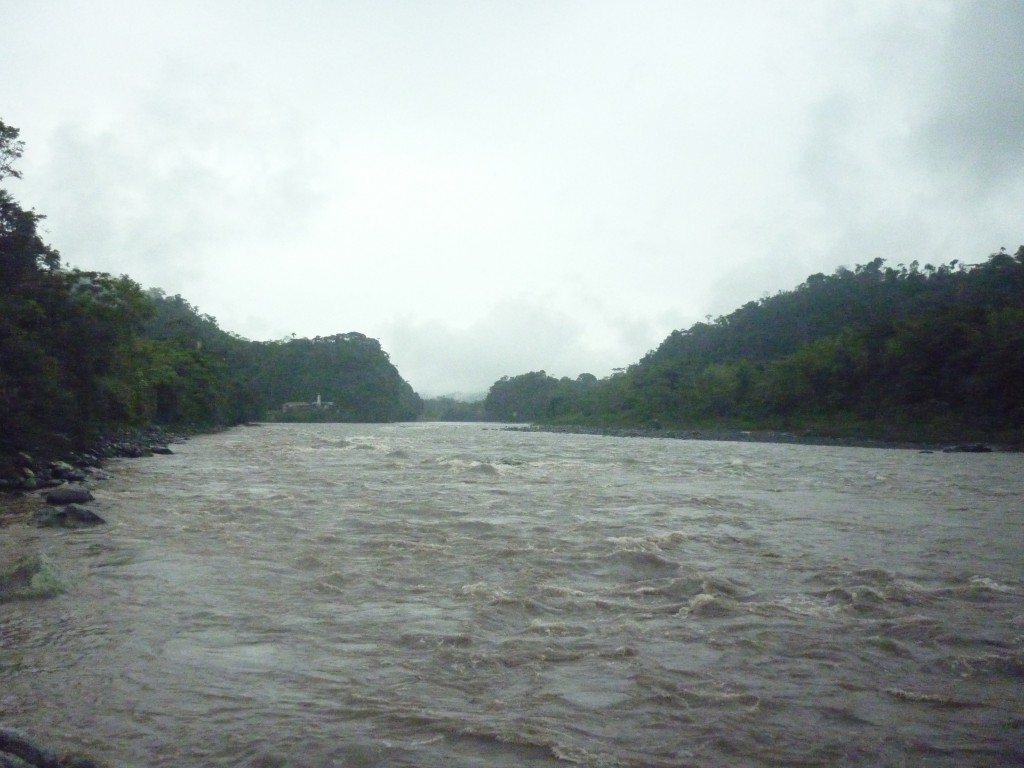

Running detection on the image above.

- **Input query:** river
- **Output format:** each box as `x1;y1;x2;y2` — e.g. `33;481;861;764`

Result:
1;423;1022;767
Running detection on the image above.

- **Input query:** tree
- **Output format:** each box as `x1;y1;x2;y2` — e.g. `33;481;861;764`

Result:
0;119;25;181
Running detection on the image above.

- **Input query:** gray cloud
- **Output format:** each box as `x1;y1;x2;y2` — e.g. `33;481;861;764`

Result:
27;68;325;294
918;0;1024;191
4;1;1022;395
781;1;1024;277
382;294;669;397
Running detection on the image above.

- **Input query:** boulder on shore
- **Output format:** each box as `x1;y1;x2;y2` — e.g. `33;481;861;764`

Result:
0;554;66;601
0;723;99;767
44;487;94;505
34;504;106;528
49;460;88;482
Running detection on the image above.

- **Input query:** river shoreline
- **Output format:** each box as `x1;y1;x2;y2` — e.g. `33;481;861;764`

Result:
0;424;220;496
505;423;1005;452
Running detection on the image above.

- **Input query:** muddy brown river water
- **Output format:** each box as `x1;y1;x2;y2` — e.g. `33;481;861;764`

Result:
1;423;1022;766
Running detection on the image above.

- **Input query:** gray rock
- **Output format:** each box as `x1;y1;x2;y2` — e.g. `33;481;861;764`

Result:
0;723;100;766
0;554;66;601
34;504;106;528
49;460;88;482
44;487;94;505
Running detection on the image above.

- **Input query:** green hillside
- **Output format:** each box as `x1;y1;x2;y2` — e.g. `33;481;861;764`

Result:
485;250;1024;445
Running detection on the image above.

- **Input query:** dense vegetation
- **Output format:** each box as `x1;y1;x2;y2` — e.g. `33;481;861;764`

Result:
252;333;421;423
0;120;420;478
485;251;1024;445
141;293;421;425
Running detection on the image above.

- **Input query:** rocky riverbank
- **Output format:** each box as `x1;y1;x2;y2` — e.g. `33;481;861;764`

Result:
0;426;185;494
0;426;189;533
0;428;186;764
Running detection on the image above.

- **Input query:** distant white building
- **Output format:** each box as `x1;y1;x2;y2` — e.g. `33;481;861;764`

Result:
281;394;334;412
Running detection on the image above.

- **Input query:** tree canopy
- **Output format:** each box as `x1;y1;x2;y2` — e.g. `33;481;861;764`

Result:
485;251;1024;445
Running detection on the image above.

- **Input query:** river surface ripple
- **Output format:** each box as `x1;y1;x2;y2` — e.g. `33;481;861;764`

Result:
1;423;1022;767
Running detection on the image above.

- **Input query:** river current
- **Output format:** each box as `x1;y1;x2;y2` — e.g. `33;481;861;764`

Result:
1;423;1022;767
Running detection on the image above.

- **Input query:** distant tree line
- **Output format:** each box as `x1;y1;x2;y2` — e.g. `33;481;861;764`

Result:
0;119;421;475
484;251;1024;445
418;396;487;422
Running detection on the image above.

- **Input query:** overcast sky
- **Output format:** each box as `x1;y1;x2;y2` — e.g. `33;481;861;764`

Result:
4;1;1022;396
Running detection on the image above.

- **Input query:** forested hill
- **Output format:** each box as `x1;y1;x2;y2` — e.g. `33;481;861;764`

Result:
142;292;422;425
485;249;1024;445
0;119;420;482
